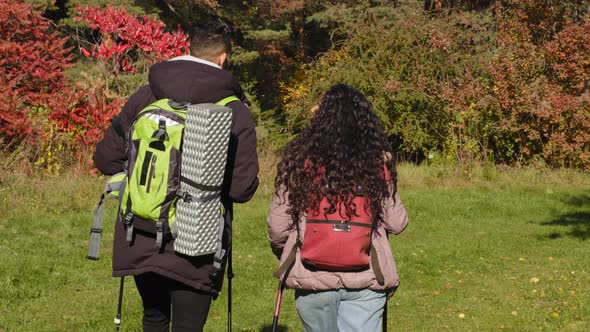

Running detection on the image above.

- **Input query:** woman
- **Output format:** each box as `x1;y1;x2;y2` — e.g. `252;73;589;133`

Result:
267;84;409;331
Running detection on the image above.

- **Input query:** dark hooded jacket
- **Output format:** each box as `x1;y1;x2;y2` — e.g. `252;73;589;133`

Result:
94;58;259;296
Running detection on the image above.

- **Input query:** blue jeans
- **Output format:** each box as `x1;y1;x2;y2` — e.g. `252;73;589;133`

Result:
295;289;386;332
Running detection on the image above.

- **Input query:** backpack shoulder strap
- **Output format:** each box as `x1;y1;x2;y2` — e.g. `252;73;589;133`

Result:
272;240;300;279
111;116;126;140
141;98;173;112
370;244;385;285
88;172;127;260
216;95;240;106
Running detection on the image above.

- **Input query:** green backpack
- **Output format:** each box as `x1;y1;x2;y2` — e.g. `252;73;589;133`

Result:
88;96;239;259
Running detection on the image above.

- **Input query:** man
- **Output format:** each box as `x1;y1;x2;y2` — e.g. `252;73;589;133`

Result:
94;22;259;331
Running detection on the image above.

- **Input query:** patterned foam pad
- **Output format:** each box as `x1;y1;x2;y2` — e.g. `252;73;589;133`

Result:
174;103;232;256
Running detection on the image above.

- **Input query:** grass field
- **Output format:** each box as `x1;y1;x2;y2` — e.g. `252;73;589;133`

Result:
0;164;589;331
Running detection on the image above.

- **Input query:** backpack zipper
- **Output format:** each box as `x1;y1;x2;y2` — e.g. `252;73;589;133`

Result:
156;170;164;194
146;154;157;193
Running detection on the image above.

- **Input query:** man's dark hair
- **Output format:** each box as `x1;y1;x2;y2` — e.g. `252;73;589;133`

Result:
189;21;231;60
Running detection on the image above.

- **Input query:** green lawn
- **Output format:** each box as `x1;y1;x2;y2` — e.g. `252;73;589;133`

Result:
0;166;589;331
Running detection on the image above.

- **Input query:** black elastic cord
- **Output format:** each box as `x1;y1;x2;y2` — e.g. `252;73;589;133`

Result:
180;176;222;191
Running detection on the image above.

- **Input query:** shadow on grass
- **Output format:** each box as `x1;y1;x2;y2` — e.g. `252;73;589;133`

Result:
259;324;289;332
542;194;590;240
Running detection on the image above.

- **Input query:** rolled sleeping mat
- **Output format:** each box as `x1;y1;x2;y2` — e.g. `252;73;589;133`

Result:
174;102;233;256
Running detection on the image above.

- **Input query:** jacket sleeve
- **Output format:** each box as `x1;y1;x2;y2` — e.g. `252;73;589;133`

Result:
232;76;251;106
267;188;293;259
382;191;409;235
93;86;155;175
223;101;259;203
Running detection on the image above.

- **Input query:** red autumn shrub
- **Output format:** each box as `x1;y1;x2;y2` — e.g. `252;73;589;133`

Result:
542;86;590;169
0;0;126;171
545;18;590;95
75;6;189;75
490;3;590;169
47;87;124;147
0;0;72;141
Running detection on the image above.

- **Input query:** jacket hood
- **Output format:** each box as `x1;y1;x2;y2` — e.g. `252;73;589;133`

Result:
148;59;245;104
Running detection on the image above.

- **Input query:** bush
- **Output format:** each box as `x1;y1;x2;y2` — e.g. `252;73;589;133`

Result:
490;2;590;169
280;1;590;170
0;0;73;141
0;0;122;172
281;2;496;162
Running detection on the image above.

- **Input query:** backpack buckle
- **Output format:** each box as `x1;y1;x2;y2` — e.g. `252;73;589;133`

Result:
123;212;133;225
155;221;164;248
152;119;169;141
179;191;193;202
168;100;190;109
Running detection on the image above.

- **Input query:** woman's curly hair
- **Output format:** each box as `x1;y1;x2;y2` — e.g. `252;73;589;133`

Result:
275;84;397;230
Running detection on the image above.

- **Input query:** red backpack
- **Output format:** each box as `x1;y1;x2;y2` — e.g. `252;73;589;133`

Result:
300;192;373;271
273;165;389;285
300;165;391;272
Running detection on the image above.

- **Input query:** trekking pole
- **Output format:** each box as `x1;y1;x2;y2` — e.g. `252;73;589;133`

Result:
271;245;298;332
227;247;234;332
271;279;286;332
115;277;125;332
382;300;387;332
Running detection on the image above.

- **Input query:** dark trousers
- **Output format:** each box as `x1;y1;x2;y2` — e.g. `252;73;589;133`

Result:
134;272;213;332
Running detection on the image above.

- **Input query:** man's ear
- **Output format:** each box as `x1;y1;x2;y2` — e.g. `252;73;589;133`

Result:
217;52;228;68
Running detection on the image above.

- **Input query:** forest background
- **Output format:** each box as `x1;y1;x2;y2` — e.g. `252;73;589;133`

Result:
2;0;590;173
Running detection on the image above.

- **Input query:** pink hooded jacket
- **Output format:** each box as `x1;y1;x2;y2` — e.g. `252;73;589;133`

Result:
267;187;409;292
